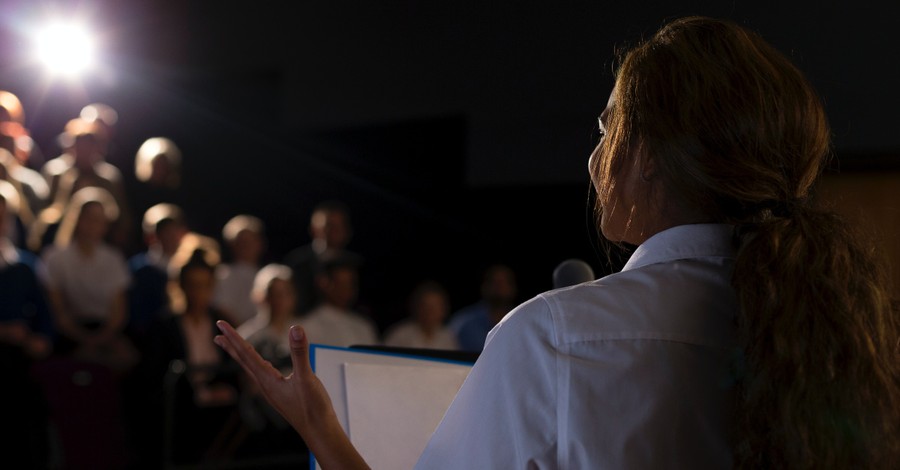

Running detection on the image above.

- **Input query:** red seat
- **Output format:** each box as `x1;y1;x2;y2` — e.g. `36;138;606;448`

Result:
30;356;130;470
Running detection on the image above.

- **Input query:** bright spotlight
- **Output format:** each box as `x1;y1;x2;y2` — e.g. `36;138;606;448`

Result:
34;22;96;78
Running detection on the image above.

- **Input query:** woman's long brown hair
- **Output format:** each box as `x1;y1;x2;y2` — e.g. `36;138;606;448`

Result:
594;16;900;468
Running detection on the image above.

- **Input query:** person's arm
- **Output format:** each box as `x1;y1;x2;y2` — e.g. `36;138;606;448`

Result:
46;287;91;343
214;320;370;470
96;289;127;343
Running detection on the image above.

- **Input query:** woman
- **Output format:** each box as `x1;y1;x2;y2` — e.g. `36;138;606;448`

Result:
215;16;900;469
233;264;310;460
41;186;136;373
238;263;301;373
132;248;238;466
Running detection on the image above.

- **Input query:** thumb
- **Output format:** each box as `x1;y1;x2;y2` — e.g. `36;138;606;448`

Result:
289;325;313;378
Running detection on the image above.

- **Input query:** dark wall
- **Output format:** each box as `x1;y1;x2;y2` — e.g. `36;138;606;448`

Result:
0;0;897;329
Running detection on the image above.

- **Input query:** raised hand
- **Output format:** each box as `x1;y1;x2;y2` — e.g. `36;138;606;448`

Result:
213;320;370;470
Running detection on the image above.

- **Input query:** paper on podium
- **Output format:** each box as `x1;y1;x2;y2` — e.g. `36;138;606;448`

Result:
310;344;474;470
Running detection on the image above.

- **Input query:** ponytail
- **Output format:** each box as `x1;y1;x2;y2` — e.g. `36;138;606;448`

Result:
732;207;900;468
601;16;900;467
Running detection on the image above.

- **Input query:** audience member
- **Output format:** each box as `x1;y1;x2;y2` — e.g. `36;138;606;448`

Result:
212;214;266;327
0;89;46;170
384;280;458;350
0;89;24;123
132;247;238;467
165;231;222;314
132;136;183;221
238;264;301;371
39;186;137;373
0;180;54;357
35;117;132;252
79;103;119;160
283;200;359;315
298;251;378;348
0;121;49;217
0;181;54;469
227;263;310;462
0;180;53;469
126;203;189;343
0;149;37;246
447;263;518;352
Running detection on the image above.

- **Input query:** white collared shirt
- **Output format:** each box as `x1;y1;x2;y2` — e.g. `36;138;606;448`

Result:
416;224;738;469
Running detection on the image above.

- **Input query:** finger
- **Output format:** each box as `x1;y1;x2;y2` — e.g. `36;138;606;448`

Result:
289;325;314;379
214;334;268;393
216;320;282;380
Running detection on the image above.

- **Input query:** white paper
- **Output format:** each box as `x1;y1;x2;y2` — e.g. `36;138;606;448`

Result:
310;345;473;470
344;362;470;470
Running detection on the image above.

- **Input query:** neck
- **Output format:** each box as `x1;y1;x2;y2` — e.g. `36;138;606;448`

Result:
184;305;209;321
420;324;437;338
75;239;98;255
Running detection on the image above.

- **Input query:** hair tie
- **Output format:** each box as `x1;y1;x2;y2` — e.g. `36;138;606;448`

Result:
757;198;805;219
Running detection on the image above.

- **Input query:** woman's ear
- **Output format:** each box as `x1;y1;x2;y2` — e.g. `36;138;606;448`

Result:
639;145;656;183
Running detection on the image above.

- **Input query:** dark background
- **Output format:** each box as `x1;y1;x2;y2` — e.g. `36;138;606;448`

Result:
0;0;898;330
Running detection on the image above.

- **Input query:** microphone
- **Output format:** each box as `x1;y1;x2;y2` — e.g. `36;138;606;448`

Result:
553;259;595;289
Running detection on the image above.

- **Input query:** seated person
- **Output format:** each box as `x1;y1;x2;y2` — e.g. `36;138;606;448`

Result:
40;186;136;373
0;180;53;356
299;251;378;348
212;214;266;327
132;247;238;466
0;180;54;470
126;203;189;344
384;280;459;350
238;264;301;372
233;264;309;460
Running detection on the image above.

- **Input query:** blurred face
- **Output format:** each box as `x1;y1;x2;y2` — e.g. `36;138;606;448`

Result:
149;155;171;186
181;267;215;311
266;278;297;318
320;267;357;309
482;266;517;306
232;229;264;264
413;290;449;330
157;221;187;256
311;210;350;249
73;134;102;168
75;202;109;244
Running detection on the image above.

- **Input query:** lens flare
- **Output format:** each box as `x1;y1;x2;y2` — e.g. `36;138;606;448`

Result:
35;22;96;77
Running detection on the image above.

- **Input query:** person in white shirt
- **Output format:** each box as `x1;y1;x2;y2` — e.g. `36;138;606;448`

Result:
41;186;137;372
384;280;459;351
238;263;302;372
299;252;378;348
213;16;900;469
212;214;266;326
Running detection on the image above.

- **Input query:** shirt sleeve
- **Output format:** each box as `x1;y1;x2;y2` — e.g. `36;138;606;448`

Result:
415;295;558;469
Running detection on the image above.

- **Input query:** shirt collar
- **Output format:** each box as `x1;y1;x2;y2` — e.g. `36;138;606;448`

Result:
622;223;736;272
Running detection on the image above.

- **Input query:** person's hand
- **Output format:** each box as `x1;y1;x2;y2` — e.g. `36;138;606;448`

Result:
213;320;370;470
